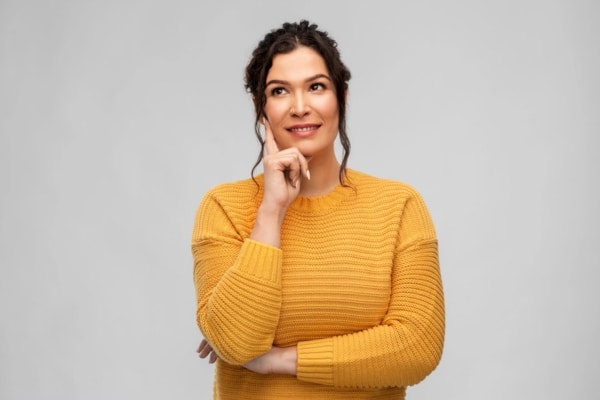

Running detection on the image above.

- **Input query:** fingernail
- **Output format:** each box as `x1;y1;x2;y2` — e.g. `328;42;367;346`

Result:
306;170;311;180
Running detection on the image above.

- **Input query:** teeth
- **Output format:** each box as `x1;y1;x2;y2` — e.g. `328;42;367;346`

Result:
291;126;316;132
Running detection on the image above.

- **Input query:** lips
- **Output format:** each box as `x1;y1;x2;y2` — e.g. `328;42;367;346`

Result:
287;124;320;137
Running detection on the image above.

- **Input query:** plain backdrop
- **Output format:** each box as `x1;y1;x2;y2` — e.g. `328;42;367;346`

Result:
1;0;598;399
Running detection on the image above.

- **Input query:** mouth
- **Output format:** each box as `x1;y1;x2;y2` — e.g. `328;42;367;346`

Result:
287;124;320;137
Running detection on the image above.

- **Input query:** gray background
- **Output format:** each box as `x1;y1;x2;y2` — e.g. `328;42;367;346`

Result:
1;0;598;399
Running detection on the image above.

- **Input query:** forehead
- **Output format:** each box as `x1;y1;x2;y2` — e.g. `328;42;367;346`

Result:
267;46;329;81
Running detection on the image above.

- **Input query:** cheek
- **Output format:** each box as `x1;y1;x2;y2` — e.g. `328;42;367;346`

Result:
263;103;289;144
264;100;287;122
315;95;339;119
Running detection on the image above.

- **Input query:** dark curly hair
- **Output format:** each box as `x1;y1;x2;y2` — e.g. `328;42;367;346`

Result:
245;20;352;185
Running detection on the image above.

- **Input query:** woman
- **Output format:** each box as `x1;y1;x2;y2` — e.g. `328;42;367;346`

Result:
192;20;444;399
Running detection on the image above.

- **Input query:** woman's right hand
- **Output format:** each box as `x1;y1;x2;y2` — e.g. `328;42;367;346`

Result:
250;120;310;247
260;119;310;212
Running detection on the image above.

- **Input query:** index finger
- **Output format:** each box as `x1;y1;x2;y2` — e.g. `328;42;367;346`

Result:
263;118;279;155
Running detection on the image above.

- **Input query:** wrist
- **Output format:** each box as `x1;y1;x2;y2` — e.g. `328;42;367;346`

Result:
257;202;287;223
275;346;297;376
250;205;286;247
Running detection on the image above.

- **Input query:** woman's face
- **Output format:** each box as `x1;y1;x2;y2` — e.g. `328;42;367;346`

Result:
263;46;339;160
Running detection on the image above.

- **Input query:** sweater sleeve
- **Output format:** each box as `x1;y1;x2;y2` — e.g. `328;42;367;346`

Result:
296;189;445;388
191;190;283;365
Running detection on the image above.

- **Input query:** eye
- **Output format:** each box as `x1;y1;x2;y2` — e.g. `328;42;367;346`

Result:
270;87;287;96
309;82;326;91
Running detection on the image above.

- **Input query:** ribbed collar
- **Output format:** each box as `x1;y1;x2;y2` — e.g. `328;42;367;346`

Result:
252;169;358;214
287;169;357;214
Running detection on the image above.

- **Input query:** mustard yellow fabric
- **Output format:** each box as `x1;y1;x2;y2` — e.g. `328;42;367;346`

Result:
192;169;445;399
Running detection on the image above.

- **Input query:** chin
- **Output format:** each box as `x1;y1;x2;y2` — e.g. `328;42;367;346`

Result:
297;147;315;158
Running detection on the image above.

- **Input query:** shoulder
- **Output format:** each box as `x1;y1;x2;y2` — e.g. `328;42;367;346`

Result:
192;176;263;241
200;175;263;210
347;170;436;239
205;175;262;197
346;169;425;201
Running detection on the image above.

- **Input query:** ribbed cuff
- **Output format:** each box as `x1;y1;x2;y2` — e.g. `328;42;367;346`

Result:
296;338;334;385
236;239;282;284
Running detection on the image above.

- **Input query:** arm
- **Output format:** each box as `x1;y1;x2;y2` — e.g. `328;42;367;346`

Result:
192;192;284;365
192;121;310;366
222;239;443;384
295;192;445;388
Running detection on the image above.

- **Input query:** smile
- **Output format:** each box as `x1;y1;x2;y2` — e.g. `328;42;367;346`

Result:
288;124;320;136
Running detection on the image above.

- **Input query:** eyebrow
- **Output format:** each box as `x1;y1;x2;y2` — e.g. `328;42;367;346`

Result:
265;73;331;87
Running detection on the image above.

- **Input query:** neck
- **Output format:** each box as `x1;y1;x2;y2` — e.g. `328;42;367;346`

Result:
298;155;341;197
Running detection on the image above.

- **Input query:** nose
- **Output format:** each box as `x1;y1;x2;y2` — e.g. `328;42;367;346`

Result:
290;92;310;116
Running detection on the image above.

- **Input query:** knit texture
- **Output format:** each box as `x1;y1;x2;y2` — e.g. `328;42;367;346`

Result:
192;169;444;399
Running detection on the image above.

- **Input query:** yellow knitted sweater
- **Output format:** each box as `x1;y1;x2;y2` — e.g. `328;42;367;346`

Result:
192;169;444;399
